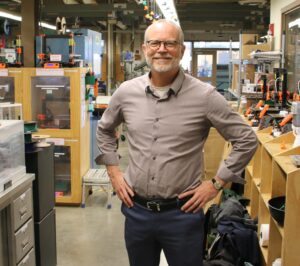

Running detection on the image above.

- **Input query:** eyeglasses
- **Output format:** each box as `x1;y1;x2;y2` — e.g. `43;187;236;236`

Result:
146;40;180;50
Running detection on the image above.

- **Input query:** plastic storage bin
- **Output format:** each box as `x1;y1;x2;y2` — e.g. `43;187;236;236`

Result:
0;120;26;192
0;103;22;120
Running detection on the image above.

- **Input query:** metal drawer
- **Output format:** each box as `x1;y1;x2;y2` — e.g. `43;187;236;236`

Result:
17;248;35;266
13;188;33;231
15;219;34;263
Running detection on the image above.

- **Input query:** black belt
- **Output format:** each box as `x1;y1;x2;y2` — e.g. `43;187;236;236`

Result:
132;194;191;212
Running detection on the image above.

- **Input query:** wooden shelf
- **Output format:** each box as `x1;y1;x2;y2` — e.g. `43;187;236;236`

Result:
253;178;261;190
263;131;295;156
257;133;274;144
256;127;273;144
244;131;300;265
246;205;251;214
264;142;294;157
261;193;271;208
274;153;300;174
261;246;268;264
270;215;284;238
246;165;253;176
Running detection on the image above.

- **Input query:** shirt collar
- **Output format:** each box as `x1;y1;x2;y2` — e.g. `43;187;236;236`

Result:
144;68;185;96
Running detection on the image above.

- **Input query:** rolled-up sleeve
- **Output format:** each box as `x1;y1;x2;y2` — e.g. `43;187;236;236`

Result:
206;89;258;184
95;89;124;166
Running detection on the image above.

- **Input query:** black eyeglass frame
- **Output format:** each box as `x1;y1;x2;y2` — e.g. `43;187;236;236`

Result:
146;40;181;49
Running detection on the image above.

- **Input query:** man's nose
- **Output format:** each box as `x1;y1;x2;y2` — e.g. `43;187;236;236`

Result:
157;42;168;52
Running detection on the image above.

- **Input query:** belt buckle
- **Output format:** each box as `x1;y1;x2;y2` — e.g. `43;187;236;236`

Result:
146;201;161;212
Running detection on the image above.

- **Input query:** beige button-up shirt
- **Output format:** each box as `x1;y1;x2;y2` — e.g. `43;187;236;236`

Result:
96;70;257;198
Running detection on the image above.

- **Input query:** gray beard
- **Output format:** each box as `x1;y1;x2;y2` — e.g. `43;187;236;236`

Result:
146;56;181;73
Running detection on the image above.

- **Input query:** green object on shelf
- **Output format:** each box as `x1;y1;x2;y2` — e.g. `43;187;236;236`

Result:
24;121;37;133
85;75;95;85
55;181;70;193
264;100;276;107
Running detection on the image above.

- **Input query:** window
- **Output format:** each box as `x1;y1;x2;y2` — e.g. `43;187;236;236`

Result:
284;6;300;92
193;41;240;49
181;42;192;74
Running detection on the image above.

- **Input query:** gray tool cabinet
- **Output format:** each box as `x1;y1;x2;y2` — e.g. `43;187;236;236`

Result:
0;174;35;266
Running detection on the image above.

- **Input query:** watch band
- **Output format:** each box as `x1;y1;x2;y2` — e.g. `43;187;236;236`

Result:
211;178;223;191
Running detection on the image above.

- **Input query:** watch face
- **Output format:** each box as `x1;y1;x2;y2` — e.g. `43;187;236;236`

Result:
214;182;222;190
212;178;222;190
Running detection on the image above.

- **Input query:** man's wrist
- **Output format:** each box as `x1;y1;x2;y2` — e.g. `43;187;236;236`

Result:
106;165;121;178
211;177;226;191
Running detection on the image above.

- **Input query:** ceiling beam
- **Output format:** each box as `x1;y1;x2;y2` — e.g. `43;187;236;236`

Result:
176;2;269;11
42;3;145;14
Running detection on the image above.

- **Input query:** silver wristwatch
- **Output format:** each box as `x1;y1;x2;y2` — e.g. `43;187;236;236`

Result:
211;178;223;191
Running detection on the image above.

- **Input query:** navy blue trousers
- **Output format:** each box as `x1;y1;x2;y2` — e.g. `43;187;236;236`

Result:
121;203;204;266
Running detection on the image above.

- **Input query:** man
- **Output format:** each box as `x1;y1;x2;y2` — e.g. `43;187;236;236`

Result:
96;19;257;266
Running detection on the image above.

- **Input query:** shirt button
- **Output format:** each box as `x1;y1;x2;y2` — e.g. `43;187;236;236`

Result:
154;137;157;141
152;156;156;160
155;118;159;122
151;176;155;180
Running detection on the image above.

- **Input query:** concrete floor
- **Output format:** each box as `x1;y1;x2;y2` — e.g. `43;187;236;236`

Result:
56;139;169;266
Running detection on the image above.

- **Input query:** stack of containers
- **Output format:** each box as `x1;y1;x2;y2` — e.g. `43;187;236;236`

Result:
0;120;26;192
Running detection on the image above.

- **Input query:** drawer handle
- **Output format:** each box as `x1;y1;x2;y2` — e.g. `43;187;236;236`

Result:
22;253;30;263
19;207;27;218
20;193;26;201
22;239;29;250
21;223;28;233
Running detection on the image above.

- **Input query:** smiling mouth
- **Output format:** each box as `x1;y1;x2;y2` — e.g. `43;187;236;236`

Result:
153;57;172;60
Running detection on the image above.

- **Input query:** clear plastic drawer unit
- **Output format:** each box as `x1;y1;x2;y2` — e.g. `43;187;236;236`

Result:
0;120;26;192
0;103;22;120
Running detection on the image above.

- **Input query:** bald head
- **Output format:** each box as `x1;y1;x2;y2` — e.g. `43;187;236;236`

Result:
144;19;184;44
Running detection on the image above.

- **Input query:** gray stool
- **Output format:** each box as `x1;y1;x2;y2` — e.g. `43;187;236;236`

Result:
81;168;112;209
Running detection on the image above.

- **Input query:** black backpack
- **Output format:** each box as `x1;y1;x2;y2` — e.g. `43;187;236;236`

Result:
203;197;260;266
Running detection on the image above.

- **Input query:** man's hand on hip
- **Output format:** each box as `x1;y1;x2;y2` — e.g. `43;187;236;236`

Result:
178;180;221;213
106;165;134;207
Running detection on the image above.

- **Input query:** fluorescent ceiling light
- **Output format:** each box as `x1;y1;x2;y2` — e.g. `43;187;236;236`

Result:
289;18;300;28
156;0;180;26
39;22;56;30
0;9;57;30
0;11;21;21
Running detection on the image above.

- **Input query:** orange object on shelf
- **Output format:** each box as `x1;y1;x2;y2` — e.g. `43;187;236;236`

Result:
255;100;264;108
0;63;6;68
44;63;60;68
94;80;99;97
280;141;286;150
95;104;108;109
245;107;251;116
279;114;293;127
259;104;269;119
37;53;46;60
278;91;283;101
266;91;271;100
293;92;300;101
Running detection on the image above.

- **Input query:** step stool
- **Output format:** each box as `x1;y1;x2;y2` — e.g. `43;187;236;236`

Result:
81;168;112;209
